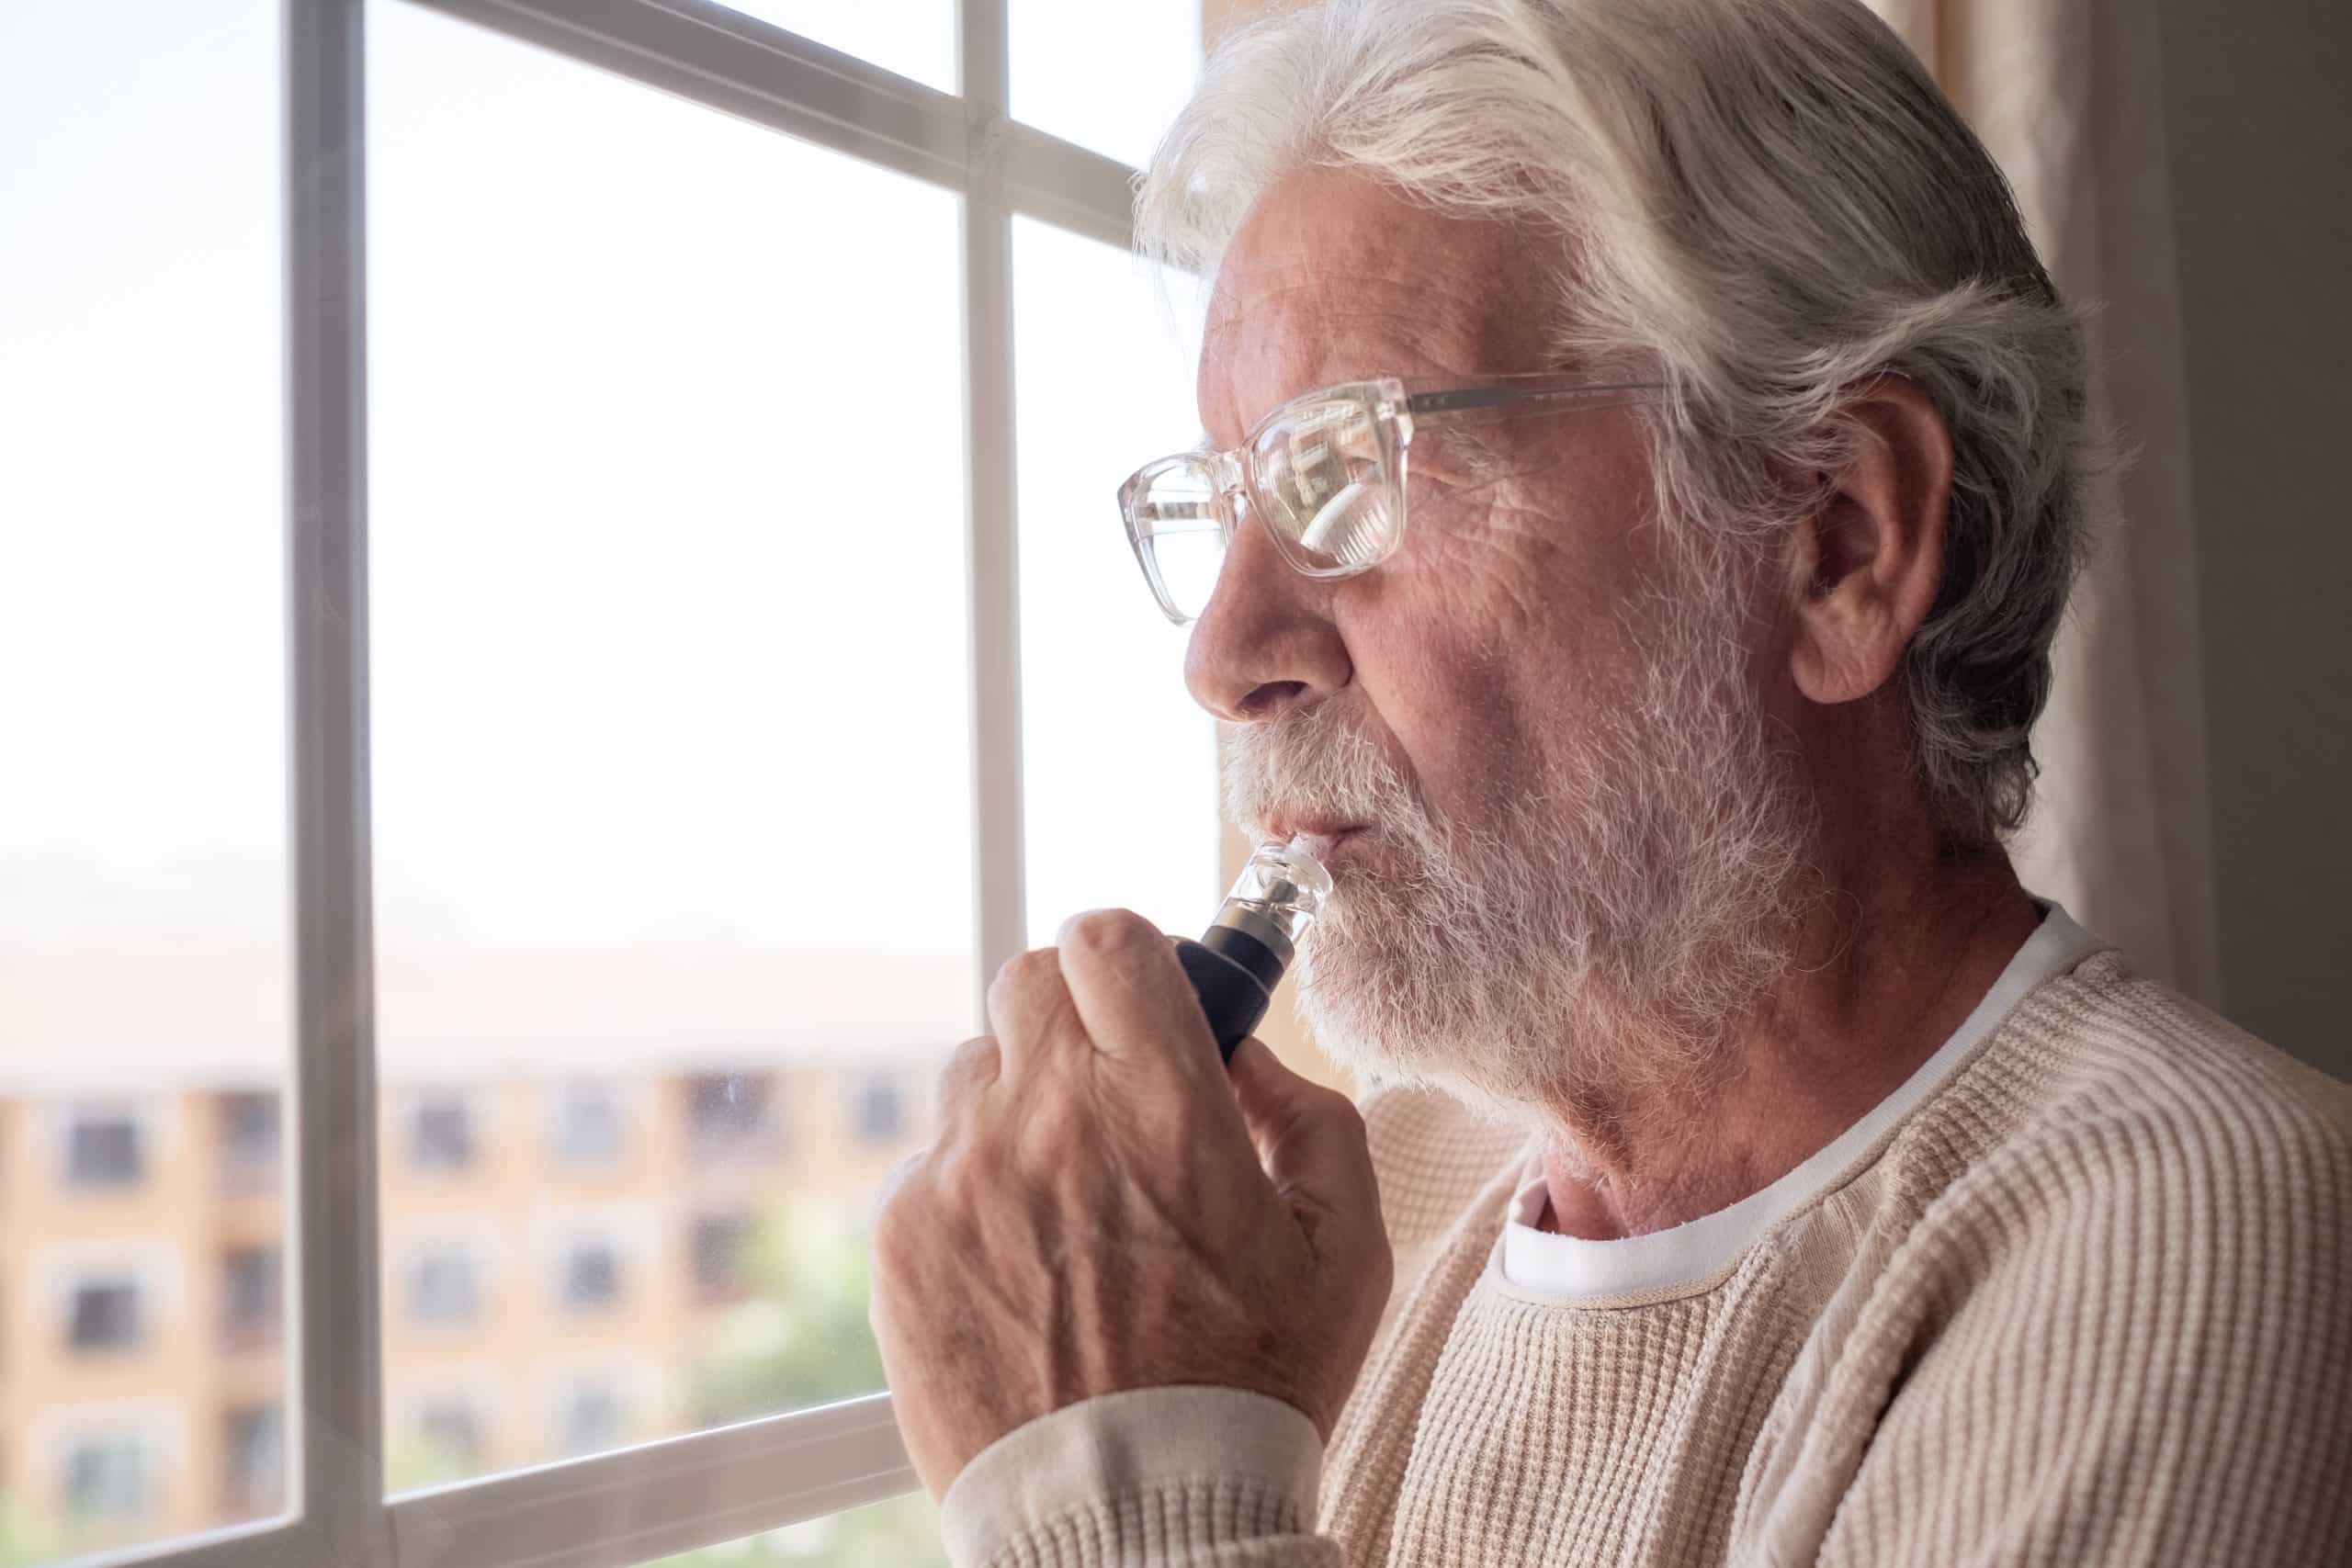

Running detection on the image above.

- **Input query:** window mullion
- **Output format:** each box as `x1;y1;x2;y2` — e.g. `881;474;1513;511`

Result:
961;0;1026;998
286;0;391;1563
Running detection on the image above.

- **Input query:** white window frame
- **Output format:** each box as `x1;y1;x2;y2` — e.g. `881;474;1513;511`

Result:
73;1;1145;1565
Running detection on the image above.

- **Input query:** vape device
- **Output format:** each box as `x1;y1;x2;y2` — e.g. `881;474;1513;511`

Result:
1175;840;1332;1061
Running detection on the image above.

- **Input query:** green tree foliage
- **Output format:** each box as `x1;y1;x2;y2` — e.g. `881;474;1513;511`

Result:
664;1201;945;1568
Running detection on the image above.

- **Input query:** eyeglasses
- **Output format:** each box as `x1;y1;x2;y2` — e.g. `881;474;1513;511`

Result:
1117;373;1663;625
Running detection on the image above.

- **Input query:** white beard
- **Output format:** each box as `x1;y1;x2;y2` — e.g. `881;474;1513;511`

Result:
1221;566;1823;1122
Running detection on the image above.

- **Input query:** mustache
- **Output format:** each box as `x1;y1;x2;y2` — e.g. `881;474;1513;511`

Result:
1220;703;1421;833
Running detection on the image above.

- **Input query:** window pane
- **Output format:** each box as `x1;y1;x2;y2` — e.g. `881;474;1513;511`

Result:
0;1;292;1560
713;0;956;93
1012;0;1202;169
638;1490;946;1567
368;1;972;1488
1014;220;1220;947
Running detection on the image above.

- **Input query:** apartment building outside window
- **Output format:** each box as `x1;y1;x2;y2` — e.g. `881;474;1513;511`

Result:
558;1237;620;1311
549;1080;623;1168
417;1404;480;1476
67;1277;142;1352
851;1071;905;1145
408;1245;481;1327
63;1433;149;1526
685;1072;778;1164
554;1382;622;1459
218;1089;280;1191
221;1244;283;1350
64;1106;142;1189
409;1090;474;1171
222;1405;286;1517
690;1211;755;1307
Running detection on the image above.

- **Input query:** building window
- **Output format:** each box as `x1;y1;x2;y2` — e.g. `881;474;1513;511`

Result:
65;1108;141;1189
220;1244;283;1350
417;1403;480;1474
218;1090;280;1191
63;1433;149;1525
551;1080;623;1168
850;1071;905;1145
559;1238;621;1311
68;1279;141;1352
222;1404;286;1517
409;1246;481;1326
556;1382;623;1457
411;1090;474;1171
685;1072;778;1163
690;1212;755;1306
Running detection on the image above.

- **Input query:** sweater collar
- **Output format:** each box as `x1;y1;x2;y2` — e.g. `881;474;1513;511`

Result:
1497;899;2100;1303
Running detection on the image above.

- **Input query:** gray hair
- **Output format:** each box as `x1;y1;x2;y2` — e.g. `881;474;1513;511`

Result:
1137;0;2093;845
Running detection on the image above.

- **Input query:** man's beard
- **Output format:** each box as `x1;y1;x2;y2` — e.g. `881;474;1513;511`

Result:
1221;562;1825;1123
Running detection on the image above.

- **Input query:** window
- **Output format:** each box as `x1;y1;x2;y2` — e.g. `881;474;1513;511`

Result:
221;1244;283;1349
65;1108;142;1189
559;1238;622;1311
691;1212;757;1307
410;1090;475;1171
685;1074;780;1164
409;1245;481;1327
554;1382;625;1458
219;1090;280;1190
850;1073;906;1145
63;1433;150;1526
67;1279;142;1352
550;1080;624;1168
5;2;295;1551
6;0;1199;1558
417;1404;481;1476
222;1404;286;1517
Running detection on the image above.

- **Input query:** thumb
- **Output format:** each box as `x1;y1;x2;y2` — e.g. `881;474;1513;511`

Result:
1226;1037;1383;1251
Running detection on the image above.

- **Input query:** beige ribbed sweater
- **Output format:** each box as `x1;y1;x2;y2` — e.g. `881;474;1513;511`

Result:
941;931;2352;1566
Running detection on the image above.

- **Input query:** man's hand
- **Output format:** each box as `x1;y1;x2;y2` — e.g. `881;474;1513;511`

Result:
868;908;1393;1499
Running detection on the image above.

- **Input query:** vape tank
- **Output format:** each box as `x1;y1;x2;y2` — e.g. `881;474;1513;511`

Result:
1174;839;1332;1060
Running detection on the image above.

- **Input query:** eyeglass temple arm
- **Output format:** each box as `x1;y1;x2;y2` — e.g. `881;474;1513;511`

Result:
1403;379;1659;417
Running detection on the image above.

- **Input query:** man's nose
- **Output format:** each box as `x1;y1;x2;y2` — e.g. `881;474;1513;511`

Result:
1182;515;1352;723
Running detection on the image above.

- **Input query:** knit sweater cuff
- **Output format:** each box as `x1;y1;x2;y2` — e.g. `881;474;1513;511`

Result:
940;1385;1325;1567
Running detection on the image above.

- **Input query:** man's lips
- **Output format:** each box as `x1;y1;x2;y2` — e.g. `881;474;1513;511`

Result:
1260;821;1369;855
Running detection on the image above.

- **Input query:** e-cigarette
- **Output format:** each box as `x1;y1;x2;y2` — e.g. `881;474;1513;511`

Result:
1174;839;1332;1061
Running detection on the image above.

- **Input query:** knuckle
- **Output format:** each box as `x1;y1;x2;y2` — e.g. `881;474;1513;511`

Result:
938;1034;999;1092
988;947;1062;1006
1057;907;1154;958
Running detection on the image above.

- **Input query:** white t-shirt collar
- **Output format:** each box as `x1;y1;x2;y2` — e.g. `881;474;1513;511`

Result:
1498;900;2099;1302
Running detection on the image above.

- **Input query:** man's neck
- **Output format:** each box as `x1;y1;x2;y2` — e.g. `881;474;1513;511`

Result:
1536;852;2040;1242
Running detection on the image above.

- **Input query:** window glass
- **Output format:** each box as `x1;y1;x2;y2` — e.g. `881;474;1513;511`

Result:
714;0;956;92
368;0;971;1488
64;1110;144;1189
1014;220;1221;946
0;1;291;1558
1012;0;1202;169
639;1491;947;1567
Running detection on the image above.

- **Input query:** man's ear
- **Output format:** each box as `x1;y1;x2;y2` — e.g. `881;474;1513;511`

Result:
1786;378;1954;705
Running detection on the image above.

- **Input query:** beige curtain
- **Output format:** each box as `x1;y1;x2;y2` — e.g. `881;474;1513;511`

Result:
1869;0;2220;999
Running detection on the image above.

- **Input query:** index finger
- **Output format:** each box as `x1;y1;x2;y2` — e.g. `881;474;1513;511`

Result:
1054;908;1223;1088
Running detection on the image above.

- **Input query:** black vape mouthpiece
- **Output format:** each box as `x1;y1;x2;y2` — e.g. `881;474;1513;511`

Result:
1173;840;1333;1061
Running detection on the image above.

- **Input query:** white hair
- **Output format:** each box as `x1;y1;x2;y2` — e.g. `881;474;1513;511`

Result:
1140;0;2093;844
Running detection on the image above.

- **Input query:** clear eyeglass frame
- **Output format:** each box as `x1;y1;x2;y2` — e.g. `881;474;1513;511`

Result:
1117;372;1665;625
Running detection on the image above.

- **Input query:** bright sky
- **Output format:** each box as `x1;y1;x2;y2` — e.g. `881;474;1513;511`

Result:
0;0;1214;1049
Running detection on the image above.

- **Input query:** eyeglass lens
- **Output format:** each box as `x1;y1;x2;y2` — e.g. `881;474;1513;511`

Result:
1133;395;1400;621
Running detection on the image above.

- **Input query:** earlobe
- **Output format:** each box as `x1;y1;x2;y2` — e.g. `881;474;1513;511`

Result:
1785;380;1953;707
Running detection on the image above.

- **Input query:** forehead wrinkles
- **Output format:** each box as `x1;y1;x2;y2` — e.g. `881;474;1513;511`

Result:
1200;262;1504;440
1200;198;1564;440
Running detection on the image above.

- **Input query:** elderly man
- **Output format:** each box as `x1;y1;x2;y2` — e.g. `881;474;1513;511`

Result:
869;0;2352;1562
